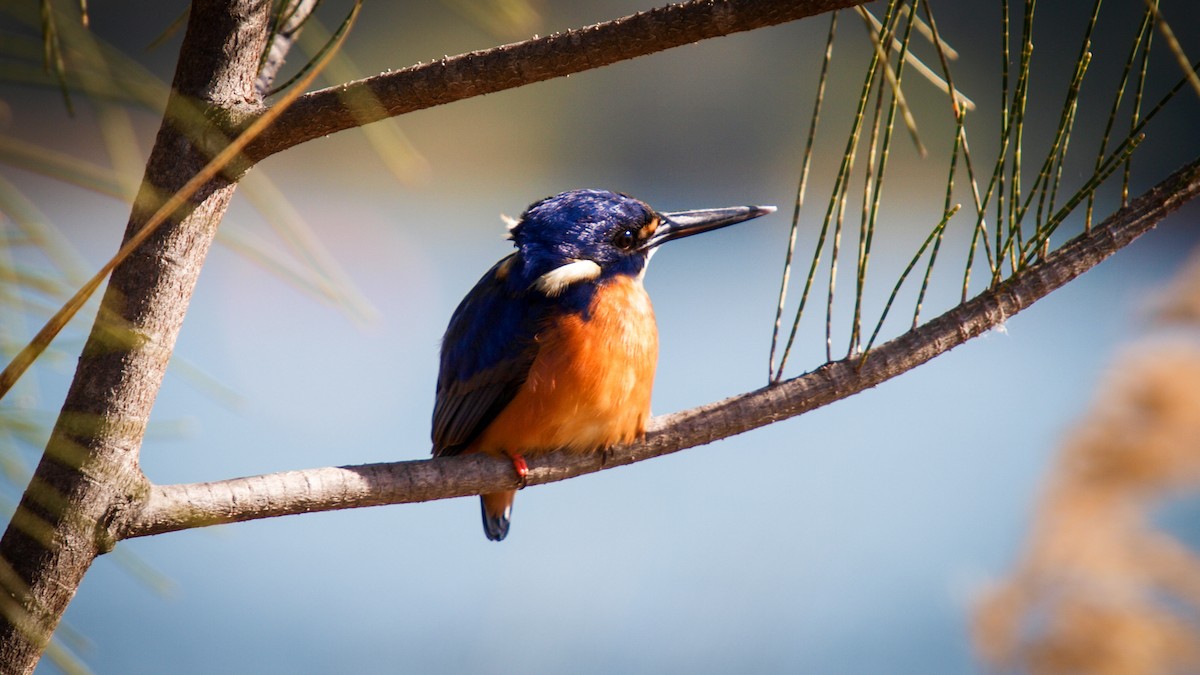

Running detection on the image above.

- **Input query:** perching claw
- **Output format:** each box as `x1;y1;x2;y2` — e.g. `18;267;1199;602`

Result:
510;454;528;489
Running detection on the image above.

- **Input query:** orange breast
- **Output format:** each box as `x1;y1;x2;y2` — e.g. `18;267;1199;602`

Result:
474;275;658;456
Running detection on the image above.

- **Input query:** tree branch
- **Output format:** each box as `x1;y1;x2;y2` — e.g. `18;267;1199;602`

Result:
119;155;1200;540
244;0;867;162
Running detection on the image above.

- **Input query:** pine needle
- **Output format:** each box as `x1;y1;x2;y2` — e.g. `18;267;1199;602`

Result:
0;0;365;403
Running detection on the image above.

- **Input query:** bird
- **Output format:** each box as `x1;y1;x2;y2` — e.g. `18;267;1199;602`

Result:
432;189;774;541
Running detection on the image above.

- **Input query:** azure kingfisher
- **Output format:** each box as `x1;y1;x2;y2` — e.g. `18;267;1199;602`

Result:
432;189;774;541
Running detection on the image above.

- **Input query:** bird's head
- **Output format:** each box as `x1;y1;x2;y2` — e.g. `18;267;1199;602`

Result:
507;189;774;299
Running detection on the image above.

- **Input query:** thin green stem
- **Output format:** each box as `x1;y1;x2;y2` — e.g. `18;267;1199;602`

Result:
785;0;897;367
1126;2;1156;206
1022;134;1143;256
1029;0;1100;248
770;11;837;383
860;204;959;359
1005;0;1036;264
850;82;885;357
913;114;958;328
821;0;900;362
1086;5;1152;230
849;5;914;356
913;0;988;303
266;0;352;97
38;0;74;114
856;5;925;156
1021;48;1091;246
994;0;1010;284
1021;53;1200;257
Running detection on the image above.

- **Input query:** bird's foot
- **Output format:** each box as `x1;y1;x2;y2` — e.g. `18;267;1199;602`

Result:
510;454;528;489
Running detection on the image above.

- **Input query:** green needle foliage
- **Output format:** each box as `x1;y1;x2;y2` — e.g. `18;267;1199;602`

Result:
769;0;1200;382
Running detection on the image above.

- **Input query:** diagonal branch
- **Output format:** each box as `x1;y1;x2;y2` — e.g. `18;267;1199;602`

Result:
120;155;1200;540
244;0;867;162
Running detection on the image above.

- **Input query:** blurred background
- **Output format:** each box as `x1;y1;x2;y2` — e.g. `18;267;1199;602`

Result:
3;0;1200;672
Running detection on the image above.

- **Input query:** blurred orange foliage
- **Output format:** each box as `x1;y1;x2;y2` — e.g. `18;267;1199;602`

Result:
975;251;1200;674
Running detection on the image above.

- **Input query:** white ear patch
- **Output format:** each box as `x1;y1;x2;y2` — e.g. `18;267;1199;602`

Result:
533;259;602;297
501;214;520;240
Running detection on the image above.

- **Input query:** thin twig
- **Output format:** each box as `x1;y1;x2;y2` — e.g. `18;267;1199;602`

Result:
245;0;868;161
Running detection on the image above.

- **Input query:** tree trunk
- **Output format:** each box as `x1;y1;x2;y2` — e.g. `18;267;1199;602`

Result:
0;1;269;670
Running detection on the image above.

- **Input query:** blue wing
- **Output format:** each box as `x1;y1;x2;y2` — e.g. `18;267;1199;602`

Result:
432;255;550;457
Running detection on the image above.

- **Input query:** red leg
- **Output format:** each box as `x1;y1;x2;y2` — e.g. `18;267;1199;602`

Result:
510;454;528;489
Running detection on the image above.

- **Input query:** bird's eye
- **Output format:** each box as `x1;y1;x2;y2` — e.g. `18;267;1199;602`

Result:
612;227;638;251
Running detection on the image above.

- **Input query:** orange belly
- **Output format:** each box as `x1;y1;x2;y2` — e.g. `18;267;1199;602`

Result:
473;275;658;456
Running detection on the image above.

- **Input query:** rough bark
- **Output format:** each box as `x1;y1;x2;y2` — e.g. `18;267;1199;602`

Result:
0;1;271;671
120;155;1200;539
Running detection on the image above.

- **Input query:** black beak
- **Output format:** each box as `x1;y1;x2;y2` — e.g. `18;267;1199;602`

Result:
644;205;776;250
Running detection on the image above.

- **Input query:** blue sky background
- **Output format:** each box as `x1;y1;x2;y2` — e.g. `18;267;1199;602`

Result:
3;1;1200;672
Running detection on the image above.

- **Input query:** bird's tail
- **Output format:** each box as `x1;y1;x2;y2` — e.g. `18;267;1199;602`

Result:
480;491;515;541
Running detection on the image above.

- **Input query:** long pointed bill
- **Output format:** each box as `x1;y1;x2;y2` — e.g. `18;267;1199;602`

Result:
644;205;776;250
